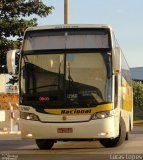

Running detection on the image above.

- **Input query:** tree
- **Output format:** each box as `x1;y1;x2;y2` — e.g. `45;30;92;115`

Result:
133;81;143;110
133;81;143;120
0;0;54;73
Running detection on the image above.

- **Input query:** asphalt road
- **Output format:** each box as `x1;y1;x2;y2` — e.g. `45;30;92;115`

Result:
0;126;143;160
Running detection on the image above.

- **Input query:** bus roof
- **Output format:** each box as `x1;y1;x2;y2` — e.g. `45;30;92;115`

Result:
25;24;112;32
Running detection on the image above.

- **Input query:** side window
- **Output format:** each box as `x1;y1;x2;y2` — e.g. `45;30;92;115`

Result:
121;52;131;85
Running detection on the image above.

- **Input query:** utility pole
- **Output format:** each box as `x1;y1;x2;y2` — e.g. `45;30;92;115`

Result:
64;0;69;24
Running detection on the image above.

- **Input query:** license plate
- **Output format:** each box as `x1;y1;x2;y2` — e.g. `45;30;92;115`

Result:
57;128;73;133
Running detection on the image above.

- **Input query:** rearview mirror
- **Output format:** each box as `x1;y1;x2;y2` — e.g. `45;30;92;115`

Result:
7;49;20;75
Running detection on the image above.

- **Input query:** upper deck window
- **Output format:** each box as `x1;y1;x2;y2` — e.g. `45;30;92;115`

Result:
23;29;111;51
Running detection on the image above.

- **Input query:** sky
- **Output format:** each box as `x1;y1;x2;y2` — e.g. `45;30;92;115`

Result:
36;0;143;68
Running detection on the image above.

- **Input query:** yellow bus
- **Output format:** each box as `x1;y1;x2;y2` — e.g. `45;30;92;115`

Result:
7;24;133;149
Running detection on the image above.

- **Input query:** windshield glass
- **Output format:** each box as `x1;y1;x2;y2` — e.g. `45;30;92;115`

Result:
20;52;112;108
23;29;110;50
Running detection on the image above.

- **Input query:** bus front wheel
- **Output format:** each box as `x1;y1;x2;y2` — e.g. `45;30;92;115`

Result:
99;117;126;148
35;139;55;150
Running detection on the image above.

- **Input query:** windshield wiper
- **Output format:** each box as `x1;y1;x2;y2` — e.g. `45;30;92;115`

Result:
23;63;37;93
58;62;63;90
67;62;74;89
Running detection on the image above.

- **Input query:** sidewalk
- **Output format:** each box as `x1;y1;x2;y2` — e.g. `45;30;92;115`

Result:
0;132;21;140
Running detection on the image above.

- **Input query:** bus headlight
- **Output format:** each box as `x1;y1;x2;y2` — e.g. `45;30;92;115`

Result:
91;110;114;120
20;112;40;121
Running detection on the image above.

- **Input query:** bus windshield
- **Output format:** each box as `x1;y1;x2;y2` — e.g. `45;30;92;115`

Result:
23;29;110;50
20;52;112;108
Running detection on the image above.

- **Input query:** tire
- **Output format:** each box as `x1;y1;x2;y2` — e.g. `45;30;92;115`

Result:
35;139;55;150
126;120;131;141
125;132;129;140
100;117;126;148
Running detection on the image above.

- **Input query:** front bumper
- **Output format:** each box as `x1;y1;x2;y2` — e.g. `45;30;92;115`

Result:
21;116;119;140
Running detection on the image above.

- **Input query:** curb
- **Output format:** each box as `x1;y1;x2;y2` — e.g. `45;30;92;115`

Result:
133;120;143;126
0;131;21;135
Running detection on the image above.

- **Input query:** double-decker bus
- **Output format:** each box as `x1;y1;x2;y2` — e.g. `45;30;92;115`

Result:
7;24;133;149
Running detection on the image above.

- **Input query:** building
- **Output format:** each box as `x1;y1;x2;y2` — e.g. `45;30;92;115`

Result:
131;67;143;83
0;74;19;134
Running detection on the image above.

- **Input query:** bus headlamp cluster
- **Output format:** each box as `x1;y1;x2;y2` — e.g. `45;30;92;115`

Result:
91;110;114;120
20;112;40;121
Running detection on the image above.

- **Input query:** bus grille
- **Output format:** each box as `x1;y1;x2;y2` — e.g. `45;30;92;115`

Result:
38;114;91;123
